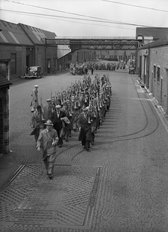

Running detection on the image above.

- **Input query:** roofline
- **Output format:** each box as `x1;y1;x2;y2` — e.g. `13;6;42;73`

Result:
18;23;57;35
136;26;168;29
138;40;168;50
0;42;33;46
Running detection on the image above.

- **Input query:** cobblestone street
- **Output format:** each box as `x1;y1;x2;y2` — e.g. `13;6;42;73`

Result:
1;71;168;231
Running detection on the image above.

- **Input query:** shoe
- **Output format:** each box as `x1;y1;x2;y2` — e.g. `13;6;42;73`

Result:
84;146;89;151
48;174;53;179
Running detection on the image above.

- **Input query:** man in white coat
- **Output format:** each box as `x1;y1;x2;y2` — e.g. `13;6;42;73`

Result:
37;120;58;179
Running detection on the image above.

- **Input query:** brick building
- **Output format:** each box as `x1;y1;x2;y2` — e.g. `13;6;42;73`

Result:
19;23;57;74
0;19;57;80
0;20;33;80
137;27;168;114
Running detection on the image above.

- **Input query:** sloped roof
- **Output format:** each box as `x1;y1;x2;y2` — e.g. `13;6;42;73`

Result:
0;20;33;45
19;23;56;45
0;77;12;88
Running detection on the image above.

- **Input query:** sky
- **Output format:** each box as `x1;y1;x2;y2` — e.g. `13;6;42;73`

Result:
1;0;168;38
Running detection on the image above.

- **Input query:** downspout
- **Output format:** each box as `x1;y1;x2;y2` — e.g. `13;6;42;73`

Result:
147;46;150;89
45;38;47;74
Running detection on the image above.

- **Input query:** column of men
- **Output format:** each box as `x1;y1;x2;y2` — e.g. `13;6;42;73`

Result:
30;74;111;150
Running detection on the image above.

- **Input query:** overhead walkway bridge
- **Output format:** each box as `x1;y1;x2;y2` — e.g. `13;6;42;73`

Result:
45;36;140;52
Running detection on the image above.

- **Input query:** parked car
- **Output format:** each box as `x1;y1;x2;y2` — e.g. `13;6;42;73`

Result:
24;66;43;79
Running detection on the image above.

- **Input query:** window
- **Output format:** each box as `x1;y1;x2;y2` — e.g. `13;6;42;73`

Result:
157;66;160;81
11;53;16;75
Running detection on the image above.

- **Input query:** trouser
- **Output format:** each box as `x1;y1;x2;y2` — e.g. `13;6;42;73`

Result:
91;132;95;145
56;128;63;146
64;126;71;141
81;128;91;151
43;153;56;176
30;126;40;142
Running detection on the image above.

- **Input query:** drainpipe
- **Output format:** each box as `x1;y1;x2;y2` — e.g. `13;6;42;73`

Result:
45;38;47;74
147;47;150;90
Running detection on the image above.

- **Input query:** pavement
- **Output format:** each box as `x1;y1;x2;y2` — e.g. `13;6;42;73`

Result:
1;73;168;231
0;71;69;190
0;152;21;191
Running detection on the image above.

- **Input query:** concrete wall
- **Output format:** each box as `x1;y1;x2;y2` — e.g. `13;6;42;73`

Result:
138;45;168;113
45;46;57;74
149;46;168;112
0;44;58;78
71;50;93;64
0;45;26;80
34;46;57;74
138;48;150;87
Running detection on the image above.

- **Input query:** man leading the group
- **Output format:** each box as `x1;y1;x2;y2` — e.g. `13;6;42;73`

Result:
37;120;58;179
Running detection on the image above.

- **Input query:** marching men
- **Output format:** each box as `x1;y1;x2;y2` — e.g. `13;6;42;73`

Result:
31;73;112;178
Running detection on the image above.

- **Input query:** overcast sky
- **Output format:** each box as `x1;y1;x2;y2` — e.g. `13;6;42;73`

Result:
1;0;168;37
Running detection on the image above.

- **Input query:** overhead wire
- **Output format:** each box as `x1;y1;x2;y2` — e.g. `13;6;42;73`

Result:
4;0;128;22
3;0;152;28
0;8;149;27
4;0;147;24
102;0;168;13
0;8;134;31
51;17;135;31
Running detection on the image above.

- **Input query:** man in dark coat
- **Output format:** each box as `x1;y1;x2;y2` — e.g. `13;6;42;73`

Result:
78;106;92;151
51;104;66;147
43;98;53;121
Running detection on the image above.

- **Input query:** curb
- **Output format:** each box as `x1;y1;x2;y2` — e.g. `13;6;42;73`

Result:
144;86;166;116
137;80;168;129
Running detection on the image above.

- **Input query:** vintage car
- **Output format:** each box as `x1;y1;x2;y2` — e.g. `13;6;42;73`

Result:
24;66;43;79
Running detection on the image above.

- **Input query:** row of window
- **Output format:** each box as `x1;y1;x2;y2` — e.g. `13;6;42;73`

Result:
153;65;160;82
